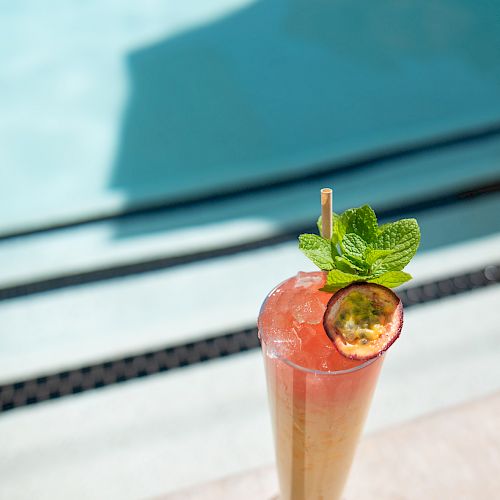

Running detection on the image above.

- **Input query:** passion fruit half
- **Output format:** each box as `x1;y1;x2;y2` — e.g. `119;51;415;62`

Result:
323;282;403;360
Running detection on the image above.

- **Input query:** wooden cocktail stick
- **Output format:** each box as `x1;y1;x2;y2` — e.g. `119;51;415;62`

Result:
321;188;333;239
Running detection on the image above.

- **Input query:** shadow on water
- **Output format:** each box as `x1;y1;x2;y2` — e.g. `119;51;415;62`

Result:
108;0;500;242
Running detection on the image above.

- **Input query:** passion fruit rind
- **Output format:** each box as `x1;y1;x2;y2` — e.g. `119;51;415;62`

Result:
323;282;403;361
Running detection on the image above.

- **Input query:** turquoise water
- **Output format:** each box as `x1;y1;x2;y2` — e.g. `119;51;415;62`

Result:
1;0;500;238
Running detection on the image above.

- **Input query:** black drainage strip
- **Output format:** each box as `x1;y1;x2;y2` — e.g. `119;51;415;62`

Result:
0;263;498;413
1;177;500;304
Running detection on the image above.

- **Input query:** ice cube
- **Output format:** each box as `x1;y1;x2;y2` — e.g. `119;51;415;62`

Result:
291;295;325;324
267;326;301;358
268;293;293;330
300;324;336;367
294;272;323;289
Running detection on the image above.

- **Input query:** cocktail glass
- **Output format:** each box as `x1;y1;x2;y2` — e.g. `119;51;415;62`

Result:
259;273;384;500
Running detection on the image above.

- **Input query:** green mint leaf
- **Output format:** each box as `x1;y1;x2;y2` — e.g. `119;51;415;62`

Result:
334;256;364;274
337;205;378;244
330;240;340;258
320;269;368;291
340;233;368;264
298;234;335;270
331;212;341;244
365;248;394;266
301;202;420;289
373;219;420;273
367;271;412;287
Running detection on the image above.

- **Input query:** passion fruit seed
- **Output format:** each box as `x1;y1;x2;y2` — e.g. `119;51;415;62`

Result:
323;283;403;360
332;290;390;349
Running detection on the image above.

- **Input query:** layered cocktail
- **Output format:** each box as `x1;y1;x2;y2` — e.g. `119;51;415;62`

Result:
259;189;420;499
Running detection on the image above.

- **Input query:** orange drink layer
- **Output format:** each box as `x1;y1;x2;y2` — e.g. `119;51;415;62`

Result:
259;272;384;500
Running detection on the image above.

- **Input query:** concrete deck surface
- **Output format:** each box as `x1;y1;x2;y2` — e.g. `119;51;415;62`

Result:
163;391;500;499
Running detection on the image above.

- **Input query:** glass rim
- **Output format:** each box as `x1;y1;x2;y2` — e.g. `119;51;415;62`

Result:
259;272;383;376
261;338;382;376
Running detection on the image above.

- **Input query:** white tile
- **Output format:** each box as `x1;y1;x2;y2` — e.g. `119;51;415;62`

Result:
0;243;312;382
0;353;272;500
1;233;499;382
368;286;500;430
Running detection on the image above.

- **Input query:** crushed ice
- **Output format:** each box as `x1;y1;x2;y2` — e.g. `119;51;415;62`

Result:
266;326;302;358
290;294;325;324
294;272;323;289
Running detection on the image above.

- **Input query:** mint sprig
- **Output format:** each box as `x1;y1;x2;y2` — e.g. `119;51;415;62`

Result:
298;234;336;270
299;205;420;290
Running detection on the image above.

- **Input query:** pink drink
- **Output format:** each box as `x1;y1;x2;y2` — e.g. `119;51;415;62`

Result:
259;272;384;499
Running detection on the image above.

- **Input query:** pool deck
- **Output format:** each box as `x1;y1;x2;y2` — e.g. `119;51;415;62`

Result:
1;234;499;499
163;391;500;499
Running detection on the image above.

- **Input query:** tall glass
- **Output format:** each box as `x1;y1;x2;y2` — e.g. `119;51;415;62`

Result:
259;274;384;500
